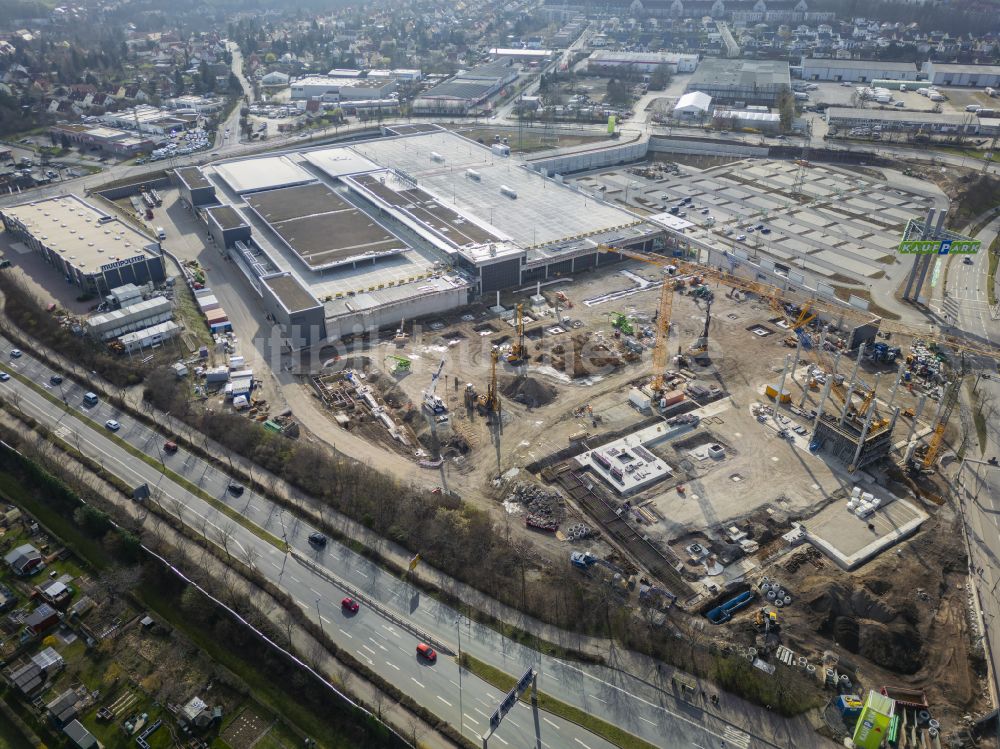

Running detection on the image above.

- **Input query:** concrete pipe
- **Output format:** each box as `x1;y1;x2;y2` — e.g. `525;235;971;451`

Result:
761;583;771;593
784;596;792;605
766;590;776;600
918;710;931;724
797;657;808;667
776;589;786;599
929;728;939;738
928;719;940;730
746;653;754;662
748;647;758;657
775;599;784;608
805;664;816;675
761;576;769;585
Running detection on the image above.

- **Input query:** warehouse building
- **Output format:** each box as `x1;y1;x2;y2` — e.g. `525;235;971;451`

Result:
586;50;699;74
290;76;397;102
175;166;216;207
180;126;661;344
49;124;154;156
412;60;518;115
825;107;992;135
685;58;790;106
205;205;251;248
0;195;166;295
712;108;781;132
800;58;919;83
921;62;1000;88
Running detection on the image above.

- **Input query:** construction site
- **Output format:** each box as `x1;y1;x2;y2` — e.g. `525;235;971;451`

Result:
126;125;1000;746
286;213;993;740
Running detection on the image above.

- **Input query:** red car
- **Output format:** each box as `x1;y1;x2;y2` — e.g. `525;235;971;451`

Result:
416;643;437;663
341;597;359;613
163;441;178;453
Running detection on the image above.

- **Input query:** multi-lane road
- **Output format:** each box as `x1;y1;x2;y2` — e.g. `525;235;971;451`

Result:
0;338;825;749
944;215;1000;733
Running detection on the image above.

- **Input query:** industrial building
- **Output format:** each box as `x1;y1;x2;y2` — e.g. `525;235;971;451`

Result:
0;195;166;295
799;58;919;83
48;124;154;156
685;58;791;106
175;166;216;207
412;60;518;115
177;125;662;344
289;76;397;102
921;61;1000;88
586;50;699;74
825;107;993;135
712;109;781;132
99;105;198;135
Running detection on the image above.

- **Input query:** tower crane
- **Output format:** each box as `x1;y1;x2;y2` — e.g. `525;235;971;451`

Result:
422;358;447;414
912;376;961;472
597;245;1000;360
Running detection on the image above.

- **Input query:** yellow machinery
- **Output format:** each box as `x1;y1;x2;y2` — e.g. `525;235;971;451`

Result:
919;377;961;471
597;245;1000;360
508;304;526;365
478;347;502;415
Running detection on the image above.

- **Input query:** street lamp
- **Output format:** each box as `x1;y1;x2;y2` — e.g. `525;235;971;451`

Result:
456;617;464;737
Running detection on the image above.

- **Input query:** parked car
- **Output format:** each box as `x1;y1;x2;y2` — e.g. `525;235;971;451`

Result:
0;373;9;382
341;597;359;613
308;532;327;547
105;419;121;431
228;483;245;496
736;234;747;242
416;643;437;663
963;257;974;265
163;441;178;453
9;349;21;358
49;375;63;385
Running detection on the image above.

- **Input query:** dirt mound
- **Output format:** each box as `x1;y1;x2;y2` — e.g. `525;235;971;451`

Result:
499;376;558;407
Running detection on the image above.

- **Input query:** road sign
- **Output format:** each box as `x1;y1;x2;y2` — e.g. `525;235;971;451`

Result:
486;668;534;736
897;238;980;255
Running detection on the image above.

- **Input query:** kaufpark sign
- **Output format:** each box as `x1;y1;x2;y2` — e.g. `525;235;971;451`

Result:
897;238;981;255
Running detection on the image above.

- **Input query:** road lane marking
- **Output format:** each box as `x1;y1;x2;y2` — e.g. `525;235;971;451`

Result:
290;576;301;583
411;677;424;688
382;624;400;637
361;644;376;655
573;739;591;749
437;696;452;707
639;716;656;725
320;616;331;624
507;719;521;729
493;735;508;746
474;708;489;718
589;695;606;703
338;628;353;639
464;713;479;726
310;587;322;596
355;649;373;664
449;679;459;688
723;726;751;749
369;638;387;651
386;661;399;671
543;717;559;730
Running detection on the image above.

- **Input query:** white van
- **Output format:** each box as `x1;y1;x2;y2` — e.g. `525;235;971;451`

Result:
156;226;166;240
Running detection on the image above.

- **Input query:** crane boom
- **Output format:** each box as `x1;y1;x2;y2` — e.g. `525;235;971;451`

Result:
922;377;960;469
651;277;674;391
598;245;1000;361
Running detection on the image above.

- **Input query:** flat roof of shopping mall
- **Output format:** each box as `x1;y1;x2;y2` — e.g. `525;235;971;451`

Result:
349;130;643;250
244;183;406;270
263;274;321;313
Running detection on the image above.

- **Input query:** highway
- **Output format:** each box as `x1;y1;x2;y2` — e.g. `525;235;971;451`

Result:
0;338;815;749
946;214;1000;736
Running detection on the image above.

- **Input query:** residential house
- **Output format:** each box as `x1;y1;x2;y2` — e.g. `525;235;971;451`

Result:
4;543;42;575
24;603;59;635
63;719;98;749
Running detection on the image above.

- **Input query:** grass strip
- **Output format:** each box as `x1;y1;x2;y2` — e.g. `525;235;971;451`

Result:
989;235;999;307
459;653;659;749
0;363;283;550
967;380;988;455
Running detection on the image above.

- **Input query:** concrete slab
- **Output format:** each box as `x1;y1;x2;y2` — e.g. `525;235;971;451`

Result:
803;496;927;570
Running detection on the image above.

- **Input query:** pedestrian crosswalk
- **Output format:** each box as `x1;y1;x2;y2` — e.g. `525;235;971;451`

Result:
722;725;751;749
